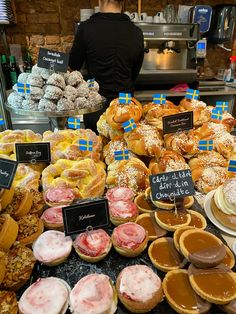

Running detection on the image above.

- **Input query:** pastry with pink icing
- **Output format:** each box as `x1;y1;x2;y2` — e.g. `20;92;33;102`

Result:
111;222;148;257
106;187;135;202
108;200;139;226
70;274;117;314
44;187;75;207
116;265;163;313
73;229;112;262
41;206;64;231
32;230;72;266
19;277;70;314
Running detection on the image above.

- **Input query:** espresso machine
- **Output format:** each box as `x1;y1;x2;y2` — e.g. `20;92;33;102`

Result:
136;23;200;86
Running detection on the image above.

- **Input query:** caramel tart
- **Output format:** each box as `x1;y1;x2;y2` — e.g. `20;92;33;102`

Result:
0;291;18;314
154;210;191;232
135;213;167;241
29;189;45;216
0;187;14;210
134;192;157;213
163;269;211;314
173;226;196;252
148;237;187;272
16;214;44;246
188;263;236;304
187;210;207;229
179;229;226;268
222;245;235;269
0;214;18;251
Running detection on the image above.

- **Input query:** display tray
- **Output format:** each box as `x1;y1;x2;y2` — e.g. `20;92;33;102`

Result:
17;200;235;314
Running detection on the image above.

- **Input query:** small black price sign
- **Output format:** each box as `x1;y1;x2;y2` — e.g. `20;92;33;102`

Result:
38;48;69;73
15;143;51;164
149;169;195;201
163;111;193;134
0;158;18;189
62;198;110;236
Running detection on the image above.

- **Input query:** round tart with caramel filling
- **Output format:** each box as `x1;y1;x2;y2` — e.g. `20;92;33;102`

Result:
173;226;196;252
134;192;157;213
179;229;226;268
222;245;235;269
148;237;187;272
154;210;191;232
16;214;44;246
0;187;14;210
163;269;211;314
188;263;236;304
187;210;207;229
4;187;33;218
135;213;167;241
0;291;18;314
0;214;18;252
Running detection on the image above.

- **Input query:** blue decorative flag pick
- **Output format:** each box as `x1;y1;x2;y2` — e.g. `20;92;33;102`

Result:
185;89;199;100
114;150;129;161
17;83;31;94
0;116;4;125
211;108;223;120
67;117;80;129
87;78;95;88
78;139;93;151
153;94;166;105
198;140;213;151
228;160;236;173
122;118;137;132
119;92;132;104
216;101;229;112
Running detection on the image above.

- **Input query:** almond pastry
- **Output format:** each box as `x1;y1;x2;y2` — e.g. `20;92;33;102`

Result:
41;206;64;231
16;214;44;246
0;251;6;285
187;210;207;229
108;200;139;226
154;210;191;231
0;290;18;314
29;189;45;216
0;214;18;251
135;213;167;241
0;187;14;210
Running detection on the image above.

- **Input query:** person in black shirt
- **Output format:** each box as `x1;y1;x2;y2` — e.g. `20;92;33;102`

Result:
69;0;144;133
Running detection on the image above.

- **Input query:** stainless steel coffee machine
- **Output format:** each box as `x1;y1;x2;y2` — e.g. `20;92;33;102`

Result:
136;23;200;85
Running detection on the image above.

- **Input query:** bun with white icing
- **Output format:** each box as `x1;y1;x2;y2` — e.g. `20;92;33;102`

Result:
116;265;163;313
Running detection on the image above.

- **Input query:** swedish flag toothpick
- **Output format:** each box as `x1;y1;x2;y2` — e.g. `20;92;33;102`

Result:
0;116;5;126
78;139;93;151
216;101;229;112
185;89;199;100
228;160;236;173
67;117;80;129
198;140;213;151
122;118;137;132
114;150;129;161
17;83;31;94
87;78;95;88
119;92;132;104
153;94;166;105
211;108;223;120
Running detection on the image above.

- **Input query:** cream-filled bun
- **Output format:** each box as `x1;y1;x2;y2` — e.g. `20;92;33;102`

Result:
108;200;139;226
44;187;75;207
106;186;135;202
41;206;64;231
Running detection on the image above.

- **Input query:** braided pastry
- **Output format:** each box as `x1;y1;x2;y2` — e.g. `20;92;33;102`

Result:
12;164;40;190
43;129;102;163
106;157;150;193
97;113;124;140
179;98;211;126
42;158;106;198
209;108;236;132
149;150;190;174
105;97;142;130
124;123;164;158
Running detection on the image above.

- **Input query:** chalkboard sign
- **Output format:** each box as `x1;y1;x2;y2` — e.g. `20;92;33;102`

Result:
0;158;18;189
38;48;69;73
62;198;110;236
15;143;51;164
149;169;195;201
163;111;193;134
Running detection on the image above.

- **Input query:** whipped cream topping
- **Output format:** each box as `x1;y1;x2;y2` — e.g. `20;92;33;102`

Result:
214;179;236;215
119;265;161;302
70;274;116;314
109;200;138;218
113;222;146;249
106;187;134;202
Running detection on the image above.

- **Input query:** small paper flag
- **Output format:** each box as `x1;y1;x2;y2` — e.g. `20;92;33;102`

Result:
198;140;213;151
67;117;80;129
114;150;129;161
228;160;236;173
78;139;93;151
153;94;166;105
211;108;223;120
216;101;228;112
119;92;132;104
87;78;95;88
17;83;31;94
185;89;199;100
0;116;5;126
122;118;136;132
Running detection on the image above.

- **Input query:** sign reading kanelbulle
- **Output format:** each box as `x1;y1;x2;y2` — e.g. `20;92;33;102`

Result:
37;48;69;73
62;198;110;236
0;158;18;189
162;111;193;134
15;143;51;164
149;169;195;201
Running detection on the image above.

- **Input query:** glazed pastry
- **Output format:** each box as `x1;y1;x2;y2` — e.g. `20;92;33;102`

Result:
188;263;236;304
222;245;235;269
70;274;117;314
148;237;187;272
32;230;72;266
16;214;44;246
12;164;40;190
1;242;36;291
142;99;176;117
211;179;236;230
111;222;148;257
47;73;66;90
0;214;18;251
187;210;207;229
108;200;139;225
73;229;112;262
116;265;163;313
44;187;75;207
42;158;106;199
38;98;57;111
154;210;191;231
124;123;163;158
179;229;226;268
135;213;167;241
106;186;135;202
0;187;14;210
97;112;124;140
163;269;211;314
106;157;150;194
29;189;45;216
0;291;18;314
41;206;64;231
221;111;236;132
4;187;33;218
106;97;143;130
19;277;70;314
173;226;196;252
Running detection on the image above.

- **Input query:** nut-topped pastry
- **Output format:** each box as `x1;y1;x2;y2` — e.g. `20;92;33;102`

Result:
0;291;18;314
16;214;44;246
29;189;45;216
0;214;18;252
0;187;14;210
0;251;6;285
